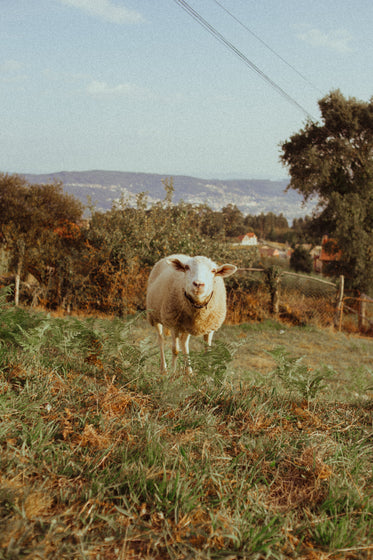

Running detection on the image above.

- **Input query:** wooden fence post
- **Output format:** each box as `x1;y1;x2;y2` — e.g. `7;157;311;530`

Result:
335;274;344;329
358;296;368;331
264;266;280;316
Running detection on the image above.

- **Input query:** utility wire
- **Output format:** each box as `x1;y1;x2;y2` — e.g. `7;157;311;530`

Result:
172;0;315;120
211;0;323;94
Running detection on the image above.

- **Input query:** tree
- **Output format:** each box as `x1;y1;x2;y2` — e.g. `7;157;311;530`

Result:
197;205;226;239
0;173;84;304
290;246;313;273
221;204;246;238
281;90;373;293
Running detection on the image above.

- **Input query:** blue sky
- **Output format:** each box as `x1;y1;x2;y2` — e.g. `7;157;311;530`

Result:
1;0;372;179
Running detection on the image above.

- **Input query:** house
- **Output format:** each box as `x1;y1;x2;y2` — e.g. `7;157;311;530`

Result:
312;247;323;273
314;235;341;273
278;247;292;260
238;232;258;246
259;245;280;258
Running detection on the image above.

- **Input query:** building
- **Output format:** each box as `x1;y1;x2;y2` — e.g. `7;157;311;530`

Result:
237;232;258;246
259;245;280;258
314;235;342;273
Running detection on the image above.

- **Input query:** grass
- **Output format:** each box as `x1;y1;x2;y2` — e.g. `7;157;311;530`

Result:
0;291;372;559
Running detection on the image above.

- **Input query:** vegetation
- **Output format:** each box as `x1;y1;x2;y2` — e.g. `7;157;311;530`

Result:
0;292;372;559
290;246;313;274
0;173;83;306
281;90;373;294
2;87;373;558
0;173;313;314
1;170;370;333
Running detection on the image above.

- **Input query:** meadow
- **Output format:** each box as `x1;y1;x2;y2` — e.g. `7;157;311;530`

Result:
0;289;372;559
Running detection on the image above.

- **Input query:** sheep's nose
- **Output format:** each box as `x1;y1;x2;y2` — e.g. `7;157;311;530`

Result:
193;281;205;289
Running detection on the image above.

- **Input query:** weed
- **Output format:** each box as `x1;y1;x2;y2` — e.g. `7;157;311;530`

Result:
190;340;236;388
268;346;336;401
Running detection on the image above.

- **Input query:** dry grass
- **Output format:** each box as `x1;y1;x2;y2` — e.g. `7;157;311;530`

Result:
216;320;372;401
0;299;372;559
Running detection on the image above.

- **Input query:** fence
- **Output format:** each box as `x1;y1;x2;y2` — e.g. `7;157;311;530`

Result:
226;268;346;330
279;272;339;328
337;296;373;335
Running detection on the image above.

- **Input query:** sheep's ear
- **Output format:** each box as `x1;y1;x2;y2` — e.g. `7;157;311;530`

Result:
215;264;237;278
168;258;189;272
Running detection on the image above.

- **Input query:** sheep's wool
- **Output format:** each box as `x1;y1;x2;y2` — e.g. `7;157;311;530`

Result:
146;254;236;373
147;256;227;335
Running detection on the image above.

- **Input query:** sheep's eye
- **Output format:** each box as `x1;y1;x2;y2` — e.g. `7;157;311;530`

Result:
212;268;217;274
184;264;190;271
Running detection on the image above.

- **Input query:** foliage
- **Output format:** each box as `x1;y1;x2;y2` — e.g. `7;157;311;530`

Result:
0;171;346;314
268;346;336;401
77;180;259;313
246;211;290;242
290;245;313;273
0;173;84;305
291;216;318;245
281;90;373;292
0;304;372;559
190;340;235;389
220;203;246;237
87;179;213;270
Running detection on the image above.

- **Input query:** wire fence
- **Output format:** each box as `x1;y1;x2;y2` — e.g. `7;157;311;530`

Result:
4;259;372;336
280;272;338;328
225;269;370;333
337;296;373;335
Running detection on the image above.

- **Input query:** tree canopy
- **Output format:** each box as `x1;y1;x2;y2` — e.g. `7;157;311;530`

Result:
0;173;84;304
281;90;373;293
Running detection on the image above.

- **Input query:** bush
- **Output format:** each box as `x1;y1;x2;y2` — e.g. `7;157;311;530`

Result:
290;246;313;273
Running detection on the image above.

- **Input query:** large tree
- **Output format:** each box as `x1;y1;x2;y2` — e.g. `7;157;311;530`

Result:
0;173;83;304
281;90;373;293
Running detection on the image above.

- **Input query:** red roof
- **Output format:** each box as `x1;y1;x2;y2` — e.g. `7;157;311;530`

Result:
238;232;257;240
320;235;341;262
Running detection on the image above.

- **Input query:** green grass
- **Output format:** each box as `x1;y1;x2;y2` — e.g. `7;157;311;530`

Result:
0;292;372;559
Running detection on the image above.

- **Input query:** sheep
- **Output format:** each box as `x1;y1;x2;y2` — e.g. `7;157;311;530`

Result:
146;254;237;374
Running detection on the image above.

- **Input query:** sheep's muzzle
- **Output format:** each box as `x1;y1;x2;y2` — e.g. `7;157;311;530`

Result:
184;291;214;309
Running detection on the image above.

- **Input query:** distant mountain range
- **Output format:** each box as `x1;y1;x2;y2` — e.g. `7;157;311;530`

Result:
23;170;317;221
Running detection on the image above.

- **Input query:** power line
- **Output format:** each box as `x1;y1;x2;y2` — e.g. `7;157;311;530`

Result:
172;0;316;120
211;0;323;94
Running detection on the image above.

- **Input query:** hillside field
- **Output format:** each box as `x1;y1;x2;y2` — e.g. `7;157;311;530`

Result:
0;299;372;559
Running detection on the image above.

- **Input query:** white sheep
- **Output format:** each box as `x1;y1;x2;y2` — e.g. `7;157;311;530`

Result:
146;254;237;373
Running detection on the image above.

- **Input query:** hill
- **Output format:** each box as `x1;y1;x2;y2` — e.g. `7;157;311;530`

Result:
23;170;317;220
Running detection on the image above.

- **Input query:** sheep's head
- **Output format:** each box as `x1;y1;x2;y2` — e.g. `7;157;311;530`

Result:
168;255;237;306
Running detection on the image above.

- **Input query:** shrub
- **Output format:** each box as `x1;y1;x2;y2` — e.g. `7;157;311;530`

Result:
290;246;313;273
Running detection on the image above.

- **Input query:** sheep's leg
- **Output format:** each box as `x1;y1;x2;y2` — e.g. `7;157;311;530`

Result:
180;332;192;374
171;330;180;372
155;323;167;373
203;331;214;349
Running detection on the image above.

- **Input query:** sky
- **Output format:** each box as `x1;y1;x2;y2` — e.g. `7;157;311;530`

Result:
1;0;373;180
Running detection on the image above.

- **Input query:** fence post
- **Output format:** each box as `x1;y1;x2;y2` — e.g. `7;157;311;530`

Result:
358;296;368;331
338;300;344;332
334;274;344;329
265;266;280;316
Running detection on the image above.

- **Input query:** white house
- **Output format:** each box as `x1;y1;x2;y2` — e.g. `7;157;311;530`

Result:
238;232;258;246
